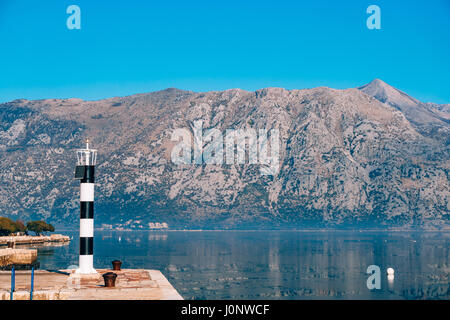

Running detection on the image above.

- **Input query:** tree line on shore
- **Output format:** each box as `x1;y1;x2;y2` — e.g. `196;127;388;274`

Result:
0;216;55;236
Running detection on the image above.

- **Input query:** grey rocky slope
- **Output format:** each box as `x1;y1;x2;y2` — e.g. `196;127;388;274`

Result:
359;79;450;143
0;80;448;229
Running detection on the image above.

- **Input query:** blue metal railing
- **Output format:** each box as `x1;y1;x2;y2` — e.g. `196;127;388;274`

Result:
9;266;36;300
30;267;34;300
10;267;15;300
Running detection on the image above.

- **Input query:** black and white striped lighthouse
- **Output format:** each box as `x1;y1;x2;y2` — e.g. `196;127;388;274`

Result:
74;139;97;274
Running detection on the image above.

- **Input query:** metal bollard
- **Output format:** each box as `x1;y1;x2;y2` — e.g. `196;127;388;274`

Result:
102;272;117;287
112;260;122;271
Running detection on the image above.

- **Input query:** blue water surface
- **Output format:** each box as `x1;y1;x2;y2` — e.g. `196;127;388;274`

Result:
34;230;449;300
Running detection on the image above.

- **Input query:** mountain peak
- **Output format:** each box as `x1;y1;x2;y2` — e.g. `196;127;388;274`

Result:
368;78;388;86
360;78;396;92
359;79;419;106
358;79;450;133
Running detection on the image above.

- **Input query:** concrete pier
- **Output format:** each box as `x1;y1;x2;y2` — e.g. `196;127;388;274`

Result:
0;269;183;300
0;234;70;247
0;248;37;267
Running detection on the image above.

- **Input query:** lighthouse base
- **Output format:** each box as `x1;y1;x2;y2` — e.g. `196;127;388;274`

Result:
75;268;98;275
75;255;97;274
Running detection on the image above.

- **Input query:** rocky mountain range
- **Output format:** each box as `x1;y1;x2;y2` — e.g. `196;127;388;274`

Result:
0;79;448;229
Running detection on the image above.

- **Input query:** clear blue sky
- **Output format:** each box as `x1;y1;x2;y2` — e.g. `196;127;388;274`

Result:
0;0;449;103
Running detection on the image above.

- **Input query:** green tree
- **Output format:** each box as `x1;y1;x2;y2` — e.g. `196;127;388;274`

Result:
46;223;55;233
14;220;27;234
26;220;55;236
0;217;18;236
26;221;43;236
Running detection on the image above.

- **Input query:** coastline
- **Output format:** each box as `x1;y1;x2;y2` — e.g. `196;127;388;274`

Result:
0;234;70;247
81;228;450;233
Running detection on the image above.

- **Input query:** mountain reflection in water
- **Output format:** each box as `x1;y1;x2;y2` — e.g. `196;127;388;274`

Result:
36;230;449;300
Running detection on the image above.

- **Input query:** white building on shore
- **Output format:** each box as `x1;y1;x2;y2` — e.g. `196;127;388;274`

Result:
148;222;168;230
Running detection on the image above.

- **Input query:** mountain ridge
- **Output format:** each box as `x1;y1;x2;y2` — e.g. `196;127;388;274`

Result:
0;80;448;229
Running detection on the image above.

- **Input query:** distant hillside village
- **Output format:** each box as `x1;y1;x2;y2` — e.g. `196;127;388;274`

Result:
99;221;169;231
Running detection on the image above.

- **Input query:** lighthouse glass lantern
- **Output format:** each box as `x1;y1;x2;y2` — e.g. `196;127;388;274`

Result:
77;140;97;166
74;139;98;274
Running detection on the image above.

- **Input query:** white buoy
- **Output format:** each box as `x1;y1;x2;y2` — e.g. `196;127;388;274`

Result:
387;273;394;291
387;267;395;275
74;139;98;274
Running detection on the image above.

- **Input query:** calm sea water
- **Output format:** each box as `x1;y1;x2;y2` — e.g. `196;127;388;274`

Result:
34;230;449;300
